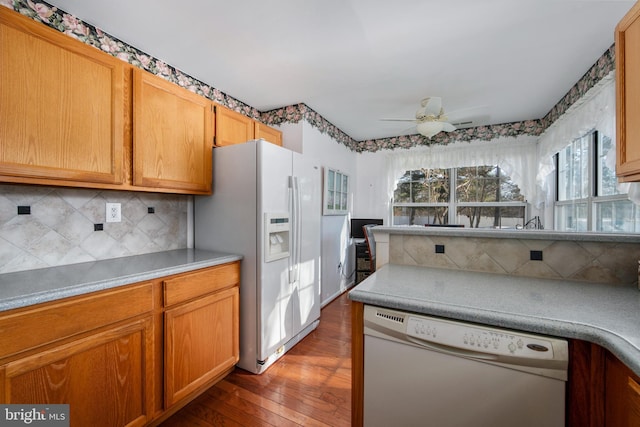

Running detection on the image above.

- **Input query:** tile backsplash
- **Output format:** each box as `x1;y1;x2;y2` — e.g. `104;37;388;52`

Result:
389;234;640;285
0;184;188;274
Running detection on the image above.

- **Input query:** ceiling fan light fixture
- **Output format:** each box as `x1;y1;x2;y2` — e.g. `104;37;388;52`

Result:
416;121;444;138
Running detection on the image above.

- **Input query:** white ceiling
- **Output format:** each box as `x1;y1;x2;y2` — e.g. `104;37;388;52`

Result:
47;0;635;141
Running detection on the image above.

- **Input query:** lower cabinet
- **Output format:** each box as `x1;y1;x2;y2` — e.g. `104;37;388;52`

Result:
164;286;239;406
566;340;640;427
605;351;640;427
0;261;241;426
1;318;154;427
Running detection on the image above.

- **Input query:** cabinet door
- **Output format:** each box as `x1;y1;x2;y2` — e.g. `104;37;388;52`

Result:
629;377;640;427
0;317;154;427
605;351;640;426
133;70;213;194
0;8;124;184
255;122;283;146
616;1;640;181
215;105;255;146
164;286;239;407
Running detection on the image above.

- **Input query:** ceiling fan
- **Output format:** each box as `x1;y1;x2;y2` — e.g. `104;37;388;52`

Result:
381;97;457;138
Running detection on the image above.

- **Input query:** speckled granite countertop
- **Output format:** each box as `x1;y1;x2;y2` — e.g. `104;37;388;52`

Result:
349;264;640;377
0;249;242;312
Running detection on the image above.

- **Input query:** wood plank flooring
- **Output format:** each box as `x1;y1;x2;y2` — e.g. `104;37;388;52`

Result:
160;292;352;427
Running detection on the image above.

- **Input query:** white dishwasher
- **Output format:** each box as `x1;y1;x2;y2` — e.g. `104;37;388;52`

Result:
363;305;568;427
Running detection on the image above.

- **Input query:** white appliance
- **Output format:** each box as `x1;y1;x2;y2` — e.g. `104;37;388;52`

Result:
194;139;322;374
363;305;568;427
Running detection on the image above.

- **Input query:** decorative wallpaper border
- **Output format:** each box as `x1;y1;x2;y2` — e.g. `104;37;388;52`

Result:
4;0;615;153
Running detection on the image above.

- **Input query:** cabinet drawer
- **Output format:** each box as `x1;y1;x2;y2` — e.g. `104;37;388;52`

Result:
0;282;153;359
163;262;240;307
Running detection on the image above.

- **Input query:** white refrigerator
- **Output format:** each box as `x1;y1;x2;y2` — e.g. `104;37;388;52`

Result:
194;139;322;374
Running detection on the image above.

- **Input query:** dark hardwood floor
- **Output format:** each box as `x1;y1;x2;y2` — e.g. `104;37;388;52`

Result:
160;291;352;427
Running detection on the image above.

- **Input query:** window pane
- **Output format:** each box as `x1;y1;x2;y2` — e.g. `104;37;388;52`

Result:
412;181;429;202
393;169;449;203
558;135;590;201
393;206;449;225
597;134;620;197
595;199;640;233
456;166;524;202
456;206;525;228
555;203;588;231
425;169;449;203
394;181;411;203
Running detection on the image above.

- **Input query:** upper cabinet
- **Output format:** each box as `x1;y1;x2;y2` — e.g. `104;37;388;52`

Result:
133;70;213;194
215;105;255;146
0;7;125;185
0;7;282;194
255;122;283;146
215;105;283;147
616;1;640;181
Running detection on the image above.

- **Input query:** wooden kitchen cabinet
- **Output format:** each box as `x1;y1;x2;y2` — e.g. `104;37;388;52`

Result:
214;105;255;146
255;122;283;146
605;350;640;426
561;340;640;427
616;1;640;181
0;283;155;427
163;262;240;408
133;69;213;194
0;7;125;185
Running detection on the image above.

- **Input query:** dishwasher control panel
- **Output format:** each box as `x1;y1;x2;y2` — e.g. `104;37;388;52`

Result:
406;315;555;359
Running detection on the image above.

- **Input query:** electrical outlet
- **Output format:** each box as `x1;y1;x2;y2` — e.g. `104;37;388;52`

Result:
530;250;543;261
106;203;121;223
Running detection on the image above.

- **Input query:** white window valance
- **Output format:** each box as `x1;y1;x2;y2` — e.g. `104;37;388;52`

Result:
536;72;640;213
384;136;539;205
536;72;617;206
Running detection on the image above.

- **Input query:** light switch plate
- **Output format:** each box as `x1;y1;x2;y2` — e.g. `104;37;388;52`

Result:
106;203;121;223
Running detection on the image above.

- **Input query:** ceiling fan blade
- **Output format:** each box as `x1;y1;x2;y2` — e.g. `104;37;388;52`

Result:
442;122;457;132
379;118;418;122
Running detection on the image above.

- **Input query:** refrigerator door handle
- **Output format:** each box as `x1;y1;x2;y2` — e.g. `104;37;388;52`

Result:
294;176;302;283
288;176;302;284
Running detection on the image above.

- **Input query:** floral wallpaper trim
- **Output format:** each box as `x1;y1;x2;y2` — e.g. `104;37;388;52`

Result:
262;44;615;153
4;1;616;154
541;44;615;130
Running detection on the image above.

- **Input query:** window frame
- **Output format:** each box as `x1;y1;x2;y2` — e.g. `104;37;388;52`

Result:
392;166;529;228
554;130;637;232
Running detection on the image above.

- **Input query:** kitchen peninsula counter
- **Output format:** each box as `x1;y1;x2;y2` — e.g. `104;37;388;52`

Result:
349;263;640;377
0;249;242;312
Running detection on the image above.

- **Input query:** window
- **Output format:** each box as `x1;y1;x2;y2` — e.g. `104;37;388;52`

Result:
555;131;640;233
392;166;527;228
323;168;349;215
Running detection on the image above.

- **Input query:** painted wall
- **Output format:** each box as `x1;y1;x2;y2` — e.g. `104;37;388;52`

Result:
279;121;358;305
